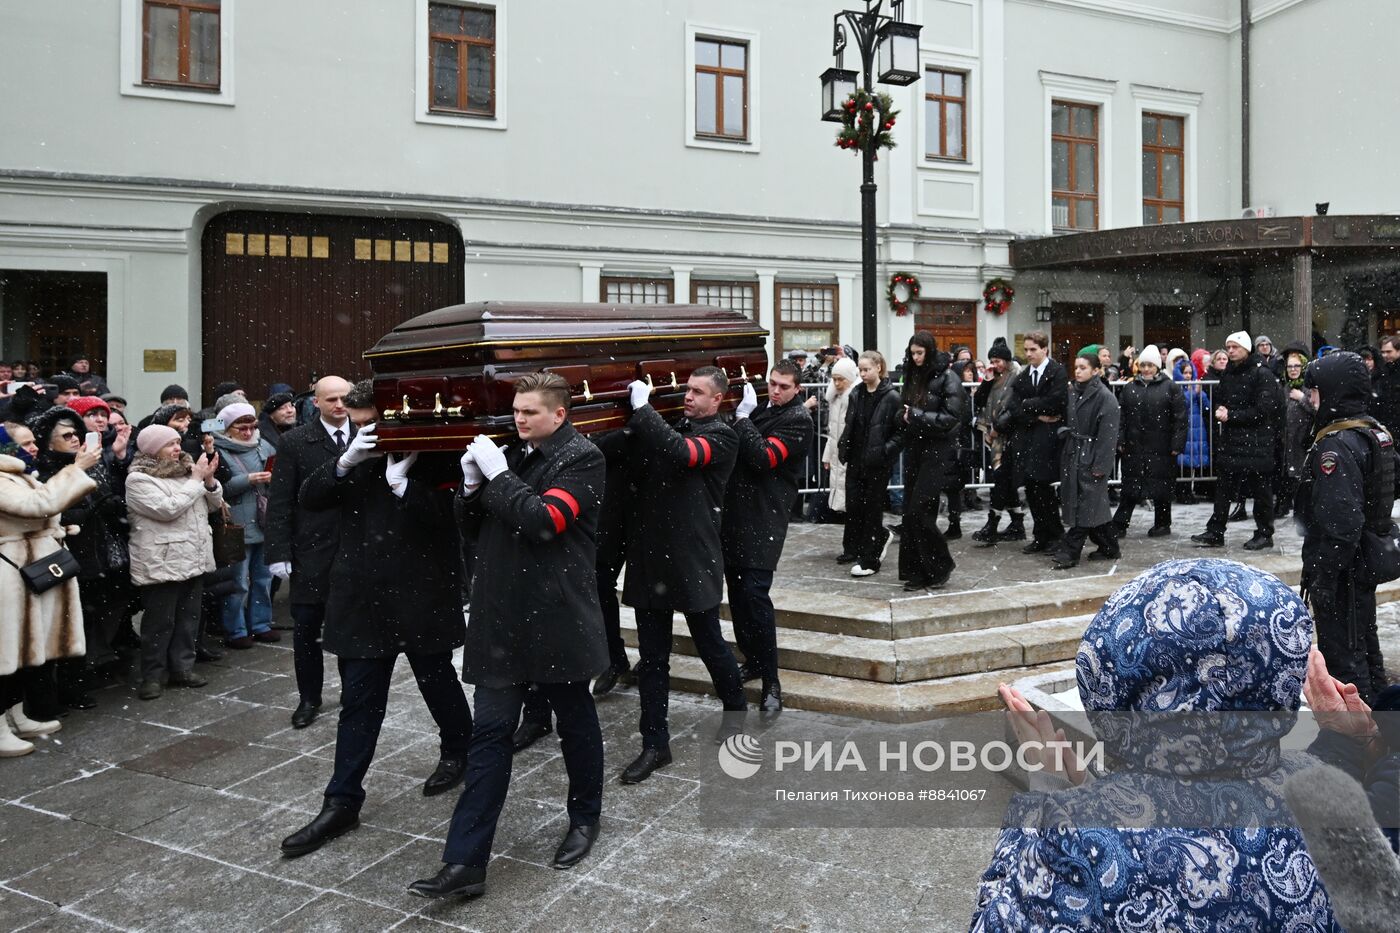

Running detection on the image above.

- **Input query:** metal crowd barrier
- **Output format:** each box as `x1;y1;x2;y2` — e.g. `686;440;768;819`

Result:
794;377;1220;509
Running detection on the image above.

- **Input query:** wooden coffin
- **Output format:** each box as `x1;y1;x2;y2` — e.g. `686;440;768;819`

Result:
365;302;770;452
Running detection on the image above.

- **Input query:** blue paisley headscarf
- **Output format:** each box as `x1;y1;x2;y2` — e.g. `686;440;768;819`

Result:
970;560;1341;932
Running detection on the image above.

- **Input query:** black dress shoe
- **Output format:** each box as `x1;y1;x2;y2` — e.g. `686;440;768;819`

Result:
1022;540;1052;554
759;683;783;713
620;747;672;784
195;645;224;663
1052;556;1080;570
512;719;552;753
1086;549;1118;562
1191;531;1225;547
1147;525;1171;538
423;757;467;797
291;700;322;729
167;671;207;688
592;663;628;696
738;660;762;683
552;823;600;869
280;802;359;858
1241;532;1274;551
408;863;487;899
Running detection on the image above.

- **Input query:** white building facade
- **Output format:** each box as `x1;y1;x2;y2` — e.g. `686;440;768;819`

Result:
0;0;1392;405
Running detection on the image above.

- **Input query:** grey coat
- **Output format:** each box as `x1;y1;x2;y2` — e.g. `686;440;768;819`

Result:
212;432;276;543
1059;376;1120;529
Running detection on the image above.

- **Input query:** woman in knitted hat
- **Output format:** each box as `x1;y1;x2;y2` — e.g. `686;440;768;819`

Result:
125;425;222;699
1113;345;1186;539
211;402;278;649
977;558;1342;929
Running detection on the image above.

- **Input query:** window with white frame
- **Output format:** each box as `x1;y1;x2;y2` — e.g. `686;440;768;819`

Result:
602;277;674;304
684;24;759;151
416;0;506;128
693;281;757;320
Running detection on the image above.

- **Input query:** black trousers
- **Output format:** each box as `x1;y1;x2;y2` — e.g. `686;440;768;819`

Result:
443;681;603;868
290;603;327;706
1207;469;1274;535
1113;496;1171;529
726;566;778;685
899;462;955;584
1059;523;1119;560
597;552;629;672
324;652;471;809
634;606;745;750
1024;480;1064;543
80;575;130;668
1314;576;1386;706
843;467;890;565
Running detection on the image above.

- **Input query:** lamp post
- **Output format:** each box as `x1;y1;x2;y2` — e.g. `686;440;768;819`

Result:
820;0;922;353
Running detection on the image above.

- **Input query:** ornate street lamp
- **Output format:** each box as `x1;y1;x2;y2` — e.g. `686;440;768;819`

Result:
819;0;924;352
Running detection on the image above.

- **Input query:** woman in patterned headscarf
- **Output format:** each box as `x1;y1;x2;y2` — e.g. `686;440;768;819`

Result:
972;558;1342;931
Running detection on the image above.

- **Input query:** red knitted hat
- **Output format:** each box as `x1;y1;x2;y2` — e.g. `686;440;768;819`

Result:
66;396;110;417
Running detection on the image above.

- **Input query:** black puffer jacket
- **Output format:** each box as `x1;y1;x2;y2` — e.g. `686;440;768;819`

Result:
1213;354;1282;473
892;353;968;486
839;378;902;474
1117;374;1187;500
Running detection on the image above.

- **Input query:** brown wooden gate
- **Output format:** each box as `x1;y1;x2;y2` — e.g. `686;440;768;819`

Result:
1051;302;1103;368
201;211;463;404
913;299;978;360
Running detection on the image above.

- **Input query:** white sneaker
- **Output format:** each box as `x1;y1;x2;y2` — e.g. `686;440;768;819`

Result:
7;703;61;738
850;563;878;577
0;715;35;758
878;528;894;563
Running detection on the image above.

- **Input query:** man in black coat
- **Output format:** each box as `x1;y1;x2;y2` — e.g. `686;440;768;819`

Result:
1191;332;1282;550
278;385;471;859
619;366;746;784
1371;336;1400;435
410;374;610;899
722;359;814;713
1299;352;1395;704
1007;332;1067;552
265;376;353;729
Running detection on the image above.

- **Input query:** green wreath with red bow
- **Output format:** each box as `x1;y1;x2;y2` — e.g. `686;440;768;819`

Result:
835;89;899;157
886;272;920;316
983;278;1015;315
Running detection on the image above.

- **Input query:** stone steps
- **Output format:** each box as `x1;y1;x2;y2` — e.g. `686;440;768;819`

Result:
619;611;1091;684
624;648;1076;720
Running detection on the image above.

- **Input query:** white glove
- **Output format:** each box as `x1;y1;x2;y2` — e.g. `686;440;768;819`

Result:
628;379;651;409
268;561;292;580
736;382;758;419
384;451;417;499
470;434;508;480
337;423;379;473
459;448;484;489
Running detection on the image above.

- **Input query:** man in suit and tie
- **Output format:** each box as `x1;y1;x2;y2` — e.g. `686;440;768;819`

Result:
265;376;354;729
1007;332;1068;552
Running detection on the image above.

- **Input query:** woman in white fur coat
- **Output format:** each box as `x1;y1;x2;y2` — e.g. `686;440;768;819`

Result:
821;357;861;515
0;442;99;757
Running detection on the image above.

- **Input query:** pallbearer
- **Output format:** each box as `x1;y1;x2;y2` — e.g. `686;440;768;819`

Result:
722;359;813;711
411;373;609;898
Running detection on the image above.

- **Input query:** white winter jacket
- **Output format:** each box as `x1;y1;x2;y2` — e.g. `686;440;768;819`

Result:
125;453;223;586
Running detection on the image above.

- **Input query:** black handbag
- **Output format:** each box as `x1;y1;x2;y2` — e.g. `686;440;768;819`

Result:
0;542;83;594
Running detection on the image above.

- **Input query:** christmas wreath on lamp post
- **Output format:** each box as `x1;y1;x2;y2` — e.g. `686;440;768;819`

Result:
835;89;899;157
887;272;920;316
983;278;1015;315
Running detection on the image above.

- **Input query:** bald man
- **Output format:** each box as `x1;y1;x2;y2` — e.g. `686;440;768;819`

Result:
266;376;357;728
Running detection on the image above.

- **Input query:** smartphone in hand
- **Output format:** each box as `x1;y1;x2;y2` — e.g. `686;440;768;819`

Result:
84;431;101;453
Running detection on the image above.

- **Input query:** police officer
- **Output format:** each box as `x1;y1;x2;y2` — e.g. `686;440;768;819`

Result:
1298;351;1395;704
722;359;814;712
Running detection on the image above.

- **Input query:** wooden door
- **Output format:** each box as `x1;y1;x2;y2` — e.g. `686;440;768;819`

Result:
1143;305;1191;354
0;270;107;377
1051;303;1103;369
201;211;464;404
913;300;977;359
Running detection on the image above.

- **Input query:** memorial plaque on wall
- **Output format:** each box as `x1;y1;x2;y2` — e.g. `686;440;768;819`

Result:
143;349;177;372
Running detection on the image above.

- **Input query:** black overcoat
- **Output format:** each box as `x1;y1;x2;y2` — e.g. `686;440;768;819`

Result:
1214;355;1282;474
1059;376;1120;529
895;355;968;491
1007;360;1068;485
265;422;353;606
1118;374;1187;500
457;422;609;686
622;405;736;612
721;395;814;571
300;454;464;659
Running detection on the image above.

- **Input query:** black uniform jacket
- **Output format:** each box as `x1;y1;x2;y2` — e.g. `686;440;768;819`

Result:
721;395;814;572
265;421;354;606
622;404;737;612
1007;359;1068;484
1299;417;1397;590
456;422;610;687
301;454;464;659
